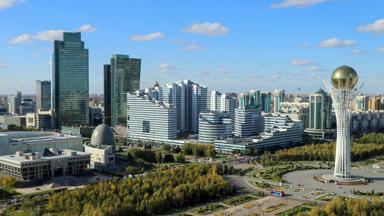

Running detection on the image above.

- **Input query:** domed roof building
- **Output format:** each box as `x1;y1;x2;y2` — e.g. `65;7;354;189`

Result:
90;124;116;146
85;124;116;171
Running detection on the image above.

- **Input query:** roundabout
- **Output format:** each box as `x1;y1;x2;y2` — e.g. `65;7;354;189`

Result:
283;167;384;200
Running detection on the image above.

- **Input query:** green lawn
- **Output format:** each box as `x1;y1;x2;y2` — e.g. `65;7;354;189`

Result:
276;205;312;216
223;195;256;206
191;203;227;215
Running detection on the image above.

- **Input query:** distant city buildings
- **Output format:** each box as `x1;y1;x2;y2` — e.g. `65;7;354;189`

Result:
52;32;89;128
368;96;382;111
104;54;141;127
355;95;368;111
280;101;310;129
36;80;51;112
261;92;272;112
351;111;384;134
273;89;285;113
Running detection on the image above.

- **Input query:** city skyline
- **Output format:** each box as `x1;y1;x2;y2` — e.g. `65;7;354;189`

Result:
1;0;384;95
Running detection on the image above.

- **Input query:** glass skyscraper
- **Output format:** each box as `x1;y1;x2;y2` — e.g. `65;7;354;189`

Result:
36;80;51;111
52;32;89;128
109;54;141;126
309;89;332;130
103;64;112;126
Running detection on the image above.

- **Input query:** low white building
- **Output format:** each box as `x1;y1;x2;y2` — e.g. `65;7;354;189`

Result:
0;148;90;183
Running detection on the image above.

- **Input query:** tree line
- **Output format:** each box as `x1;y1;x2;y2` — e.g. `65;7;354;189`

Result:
42;164;233;215
275;142;384;162
307;197;384;216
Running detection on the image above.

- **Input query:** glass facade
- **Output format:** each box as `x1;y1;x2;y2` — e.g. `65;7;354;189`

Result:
53;32;89;128
103;64;112;126
36;80;51;111
110;54;141;126
309;89;332;130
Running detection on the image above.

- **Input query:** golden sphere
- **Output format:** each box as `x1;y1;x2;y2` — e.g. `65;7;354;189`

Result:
331;65;358;89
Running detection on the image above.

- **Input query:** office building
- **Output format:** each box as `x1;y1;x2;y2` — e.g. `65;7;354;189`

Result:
26;110;54;130
127;91;177;141
234;108;263;137
108;54;141;126
52;32;89;128
198;111;232;144
273;89;285;113
0;131;83;155
19;98;35;115
215;114;303;152
261;92;272;112
0;149;90;183
36;80;51;112
84;124;115;171
305;89;334;140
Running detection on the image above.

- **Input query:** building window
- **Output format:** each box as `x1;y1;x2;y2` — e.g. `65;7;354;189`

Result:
143;121;150;133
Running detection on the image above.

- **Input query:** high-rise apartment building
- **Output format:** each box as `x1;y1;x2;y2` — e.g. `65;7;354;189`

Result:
52;32;89;128
273;89;285;113
162;80;207;133
36;80;51;112
234;108;263;137
7;96;17;115
106;54;141;126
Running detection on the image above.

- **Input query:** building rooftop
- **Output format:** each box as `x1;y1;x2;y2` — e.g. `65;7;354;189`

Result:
90;124;115;146
0;148;89;163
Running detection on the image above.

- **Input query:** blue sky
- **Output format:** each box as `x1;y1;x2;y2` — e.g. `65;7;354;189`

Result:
0;0;384;95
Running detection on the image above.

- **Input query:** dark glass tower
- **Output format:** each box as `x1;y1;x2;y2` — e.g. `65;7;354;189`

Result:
110;54;141;126
103;64;112;126
36;80;51;111
52;32;89;128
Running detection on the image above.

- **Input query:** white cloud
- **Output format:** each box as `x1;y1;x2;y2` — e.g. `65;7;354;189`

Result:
9;34;33;44
35;30;64;41
319;38;356;48
0;0;20;10
77;24;96;33
130;32;165;41
184;22;229;36
8;24;96;44
352;49;364;55
306;65;321;72
376;48;384;53
357;19;384;33
172;39;205;52
291;59;312;65
158;63;175;73
271;0;330;8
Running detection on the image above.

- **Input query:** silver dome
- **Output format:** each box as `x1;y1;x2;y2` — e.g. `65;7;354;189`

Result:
90;124;116;146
